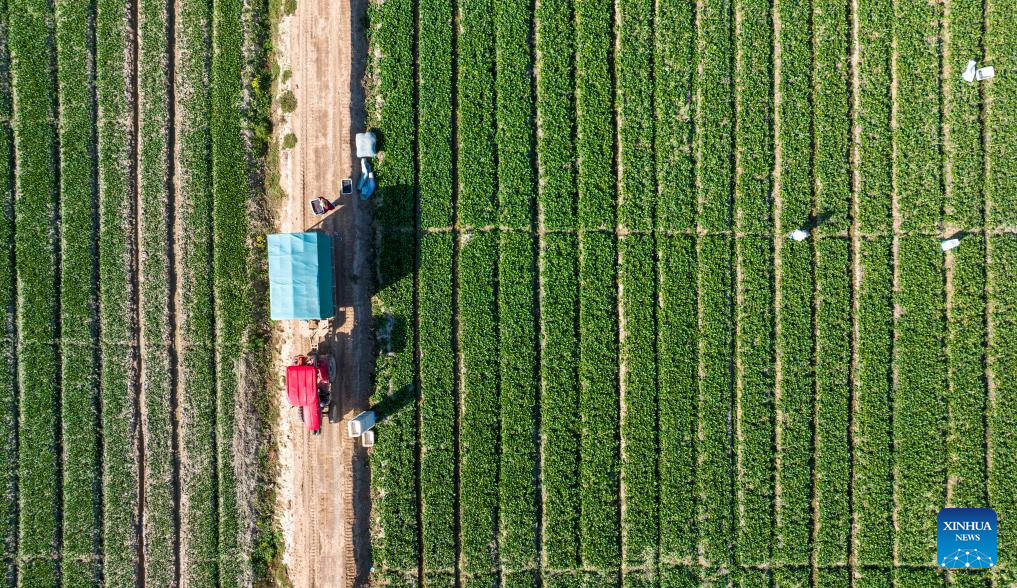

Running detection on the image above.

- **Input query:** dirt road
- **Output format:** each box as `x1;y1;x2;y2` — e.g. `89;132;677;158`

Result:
273;0;372;585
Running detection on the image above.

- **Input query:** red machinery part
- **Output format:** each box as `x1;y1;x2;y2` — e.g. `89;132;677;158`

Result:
286;364;322;431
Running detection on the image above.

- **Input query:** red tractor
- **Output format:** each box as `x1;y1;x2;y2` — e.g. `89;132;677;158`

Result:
285;349;336;434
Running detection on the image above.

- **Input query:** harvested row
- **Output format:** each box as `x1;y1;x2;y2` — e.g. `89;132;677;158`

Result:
855;0;893;232
457;0;496;227
419;231;456;575
539;233;581;570
458;231;499;577
534;0;576;230
814;238;851;565
989;236;1017;585
696;0;733;231
574;0;614;229
54;0;102;581
734;236;774;566
10;0;60;570
494;0;534;228
417;0;454;229
853;237;893;565
697;234;733;578
211;0;252;581
96;0;140;583
177;0;220;583
985;0;1017;225
138;0;176;582
774;240;813;565
653;0;695;231
946;237;987;507
498;232;538;571
893;237;946;565
371;230;419;574
894;0;943;232
656;235;697;566
942;0;984;228
619;234;658;574
578;231;619;570
616;0;655;231
812;0;851;234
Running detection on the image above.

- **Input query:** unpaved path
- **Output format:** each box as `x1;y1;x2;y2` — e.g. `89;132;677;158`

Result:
274;0;372;584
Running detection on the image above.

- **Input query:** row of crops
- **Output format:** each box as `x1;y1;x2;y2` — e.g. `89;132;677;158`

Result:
0;0;266;585
367;0;1017;583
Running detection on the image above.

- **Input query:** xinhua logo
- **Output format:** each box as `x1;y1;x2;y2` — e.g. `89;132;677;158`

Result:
938;508;997;569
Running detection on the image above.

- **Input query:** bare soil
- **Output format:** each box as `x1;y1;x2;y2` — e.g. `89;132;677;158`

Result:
273;0;373;584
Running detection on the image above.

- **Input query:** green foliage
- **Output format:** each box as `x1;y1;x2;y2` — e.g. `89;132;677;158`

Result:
695;0;733;232
857;0;893;232
418;0;453;228
540;234;581;568
575;0;614;229
279;89;297;113
458;231;499;575
616;0;654;231
813;0;851;234
986;0;1017;225
457;0;496;227
494;0;534;228
282;133;297;149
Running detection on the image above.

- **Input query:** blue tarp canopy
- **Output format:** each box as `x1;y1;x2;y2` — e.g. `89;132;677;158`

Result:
268;232;335;320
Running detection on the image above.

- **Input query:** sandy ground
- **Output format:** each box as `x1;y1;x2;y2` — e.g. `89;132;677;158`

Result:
273;0;373;584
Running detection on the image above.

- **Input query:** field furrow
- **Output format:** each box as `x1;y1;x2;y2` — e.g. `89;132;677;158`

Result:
656;235;697;568
494;0;534;228
985;0;1017;225
97;0;139;582
574;0;615;230
539;233;581;570
457;0;497;228
177;0;221;583
814;238;851;565
459;231;499;576
498;231;539;572
372;229;419;575
774;240;813;565
211;0;252;581
946;236;987;507
55;0;102;579
578;231;619;571
696;234;733;578
617;0;654;231
419;231;456;575
988;235;1017;584
619;234;657;575
734;236;774;566
696;0;733;232
11;0;60;569
418;0;454;229
138;0;176;582
856;0;893;232
853;237;893;565
894;0;943;232
653;0;694;233
893;237;946;565
534;0;576;230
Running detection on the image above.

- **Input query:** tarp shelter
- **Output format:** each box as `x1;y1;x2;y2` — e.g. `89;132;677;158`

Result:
268;232;335;320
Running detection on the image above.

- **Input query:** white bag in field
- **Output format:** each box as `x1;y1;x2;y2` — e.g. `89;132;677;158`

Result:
976;66;996;81
963;59;977;82
941;238;961;252
789;228;810;242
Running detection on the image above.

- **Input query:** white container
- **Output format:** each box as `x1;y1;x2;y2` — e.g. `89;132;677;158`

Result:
976;66;996;81
941;238;961;252
347;410;377;438
963;60;978;82
356;132;378;158
361;430;375;447
788;228;810;242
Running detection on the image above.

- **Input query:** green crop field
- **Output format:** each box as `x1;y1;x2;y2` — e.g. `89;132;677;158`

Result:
0;0;270;585
366;0;1017;584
